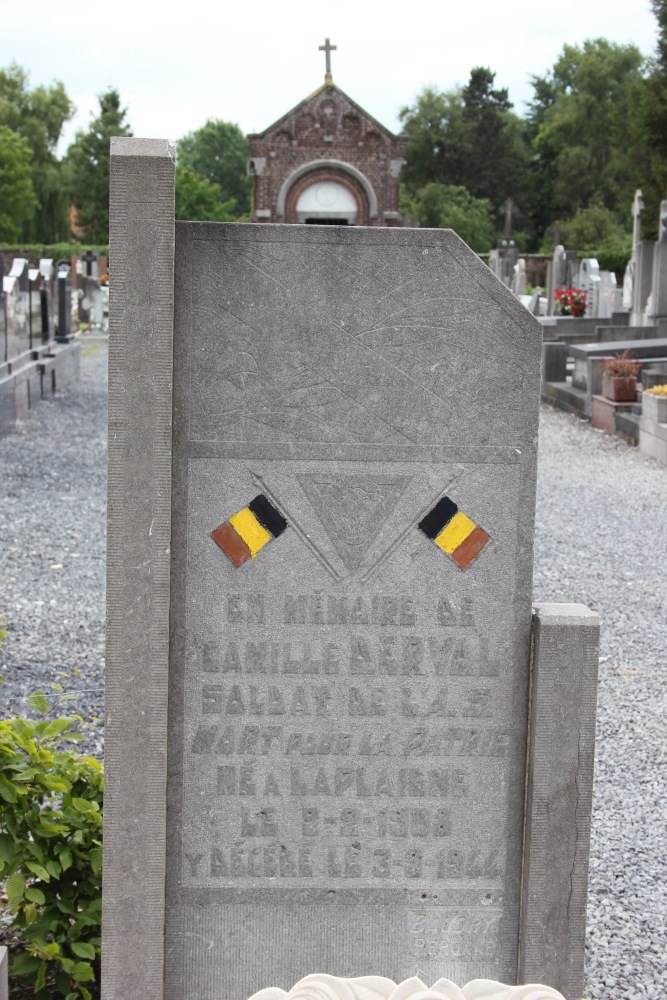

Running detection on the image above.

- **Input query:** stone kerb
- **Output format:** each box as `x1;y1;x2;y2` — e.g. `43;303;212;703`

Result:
104;139;598;1000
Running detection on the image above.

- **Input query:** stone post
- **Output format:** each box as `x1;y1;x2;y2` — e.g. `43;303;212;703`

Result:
102;137;175;1000
519;604;600;999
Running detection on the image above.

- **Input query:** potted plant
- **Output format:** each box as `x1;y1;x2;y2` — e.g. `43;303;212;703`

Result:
601;351;641;402
642;383;667;423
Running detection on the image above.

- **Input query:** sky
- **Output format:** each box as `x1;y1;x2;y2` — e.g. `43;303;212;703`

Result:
1;0;659;153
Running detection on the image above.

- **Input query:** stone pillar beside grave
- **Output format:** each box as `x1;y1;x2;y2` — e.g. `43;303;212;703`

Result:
632;242;654;326
547;246;564;316
104;138;600;1000
542;342;567;384
648;202;667;321
56;265;73;342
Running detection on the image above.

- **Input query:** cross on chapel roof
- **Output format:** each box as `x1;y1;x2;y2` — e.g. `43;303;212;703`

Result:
319;37;337;85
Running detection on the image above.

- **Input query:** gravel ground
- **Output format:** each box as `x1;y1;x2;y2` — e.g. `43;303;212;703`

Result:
0;341;665;998
0;340;107;755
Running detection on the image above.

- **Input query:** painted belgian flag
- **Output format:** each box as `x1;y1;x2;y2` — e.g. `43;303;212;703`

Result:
211;494;287;568
418;496;490;569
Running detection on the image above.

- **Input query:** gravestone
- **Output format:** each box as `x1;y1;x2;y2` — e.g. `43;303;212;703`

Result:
512;258;526;296
632;242;655;325
598;271;618;319
79;248;99;278
7;259;29;356
104;139;599;1000
649;200;667;320
623;189;645;311
56;263;72;341
39;260;54;342
576;258;601;317
28;268;43;349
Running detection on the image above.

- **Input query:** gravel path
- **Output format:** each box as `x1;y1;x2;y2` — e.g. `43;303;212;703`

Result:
0;340;107;756
0;341;665;999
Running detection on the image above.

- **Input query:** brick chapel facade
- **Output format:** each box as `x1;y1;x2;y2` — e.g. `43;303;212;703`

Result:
248;45;406;227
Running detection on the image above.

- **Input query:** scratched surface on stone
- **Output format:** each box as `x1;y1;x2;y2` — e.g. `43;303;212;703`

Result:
165;223;542;1000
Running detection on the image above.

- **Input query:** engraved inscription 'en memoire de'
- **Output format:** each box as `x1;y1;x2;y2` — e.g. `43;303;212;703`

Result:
165;223;541;991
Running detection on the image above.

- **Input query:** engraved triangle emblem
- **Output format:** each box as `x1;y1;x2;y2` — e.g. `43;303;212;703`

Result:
297;473;412;571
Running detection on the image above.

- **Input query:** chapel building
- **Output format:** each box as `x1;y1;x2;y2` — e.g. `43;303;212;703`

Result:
248;40;406;227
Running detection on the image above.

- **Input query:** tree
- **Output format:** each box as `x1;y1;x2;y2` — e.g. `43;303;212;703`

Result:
0;63;74;242
528;40;644;227
555;204;630;253
0;125;38;241
175;165;238;222
403;182;495;251
176;120;251;217
67;89;132;244
459;69;530;214
398;86;468;194
399;70;530;225
628;0;667;238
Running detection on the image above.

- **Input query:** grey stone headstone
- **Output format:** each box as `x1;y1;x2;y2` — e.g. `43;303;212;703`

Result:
163;220;541;999
632;242;654;324
56;265;72;341
105;140;598;1000
577;259;601;318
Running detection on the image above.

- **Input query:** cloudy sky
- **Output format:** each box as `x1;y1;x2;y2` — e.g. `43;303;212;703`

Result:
1;0;658;151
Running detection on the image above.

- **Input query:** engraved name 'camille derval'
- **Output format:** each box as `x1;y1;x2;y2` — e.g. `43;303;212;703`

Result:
199;592;506;680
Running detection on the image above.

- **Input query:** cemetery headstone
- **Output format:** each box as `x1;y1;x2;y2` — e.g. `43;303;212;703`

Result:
56;263;72;342
3;274;23;361
78;275;104;328
632;242;655;325
104;138;599;1000
28;268;44;350
577;258;601;318
7;259;29;355
546;245;564;315
622;190;644;312
512;258;526;296
649;212;667;319
598;271;619;319
39;260;54;342
79;248;100;278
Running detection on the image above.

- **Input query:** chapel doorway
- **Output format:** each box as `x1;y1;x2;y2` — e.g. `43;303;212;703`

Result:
296;181;357;225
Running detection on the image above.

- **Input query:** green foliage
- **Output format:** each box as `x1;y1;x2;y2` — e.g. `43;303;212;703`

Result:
590;247;632;277
626;0;667;239
175;164;239;222
528;39;644;227
399;86;467;194
0;125;38;241
403;182;495;251
67;89;132;244
0;63;74;242
558;204;629;251
0;685;103;999
176;119;251;217
399;70;530;223
0;242;108;259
